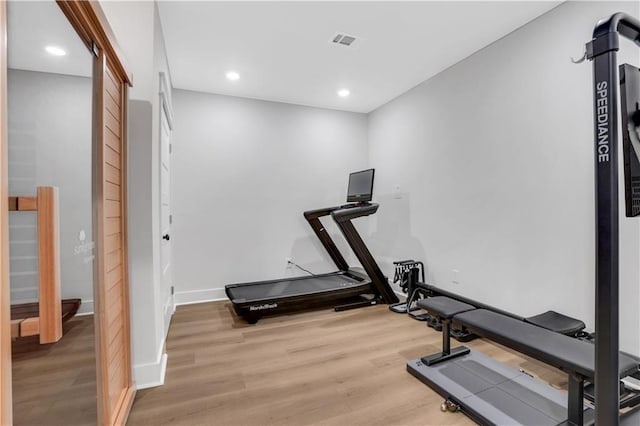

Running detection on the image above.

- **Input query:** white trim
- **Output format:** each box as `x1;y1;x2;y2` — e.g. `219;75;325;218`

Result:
77;299;94;316
158;71;175;352
175;287;227;306
134;346;168;390
394;290;407;301
159;72;174;130
163;293;174;338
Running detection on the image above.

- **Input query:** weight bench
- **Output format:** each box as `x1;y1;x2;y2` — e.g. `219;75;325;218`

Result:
408;296;640;425
409;282;588;340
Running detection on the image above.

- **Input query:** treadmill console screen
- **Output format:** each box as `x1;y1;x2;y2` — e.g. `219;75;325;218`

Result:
620;64;640;217
347;168;375;203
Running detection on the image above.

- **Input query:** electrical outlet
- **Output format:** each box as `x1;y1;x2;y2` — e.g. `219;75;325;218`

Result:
452;269;460;285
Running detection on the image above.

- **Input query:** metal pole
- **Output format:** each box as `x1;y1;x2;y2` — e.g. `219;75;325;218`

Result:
588;28;621;426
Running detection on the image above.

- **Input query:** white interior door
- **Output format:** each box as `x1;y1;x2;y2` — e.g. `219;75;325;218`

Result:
160;88;173;337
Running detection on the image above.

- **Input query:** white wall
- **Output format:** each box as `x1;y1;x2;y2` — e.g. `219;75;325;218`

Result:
100;0;640;384
368;1;640;354
7;69;93;314
171;90;369;303
100;0;173;389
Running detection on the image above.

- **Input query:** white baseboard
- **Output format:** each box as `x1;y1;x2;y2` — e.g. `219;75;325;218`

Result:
394;290;407;301
77;299;94;316
134;349;168;390
175;287;227;306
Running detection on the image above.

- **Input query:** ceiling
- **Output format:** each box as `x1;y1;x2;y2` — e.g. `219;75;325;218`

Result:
7;0;92;78
157;1;561;113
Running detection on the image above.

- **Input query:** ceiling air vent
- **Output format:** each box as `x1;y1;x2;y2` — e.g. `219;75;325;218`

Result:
331;33;359;47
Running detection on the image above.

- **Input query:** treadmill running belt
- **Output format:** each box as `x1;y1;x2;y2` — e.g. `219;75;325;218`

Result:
227;274;363;301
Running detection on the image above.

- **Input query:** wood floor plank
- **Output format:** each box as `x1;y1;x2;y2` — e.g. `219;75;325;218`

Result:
11;315;96;426
7;300;570;426
127;301;568;426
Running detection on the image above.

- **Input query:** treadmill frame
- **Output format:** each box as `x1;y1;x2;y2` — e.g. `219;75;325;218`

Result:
225;270;371;323
332;204;399;304
225;203;398;323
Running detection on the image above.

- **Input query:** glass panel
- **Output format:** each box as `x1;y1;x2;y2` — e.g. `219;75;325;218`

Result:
7;1;96;424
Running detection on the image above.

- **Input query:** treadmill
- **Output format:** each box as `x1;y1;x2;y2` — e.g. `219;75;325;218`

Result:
225;169;399;323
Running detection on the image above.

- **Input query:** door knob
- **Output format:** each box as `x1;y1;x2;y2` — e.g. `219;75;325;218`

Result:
163;234;170;241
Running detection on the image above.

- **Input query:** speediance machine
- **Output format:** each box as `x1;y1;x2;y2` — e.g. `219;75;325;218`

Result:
406;12;640;426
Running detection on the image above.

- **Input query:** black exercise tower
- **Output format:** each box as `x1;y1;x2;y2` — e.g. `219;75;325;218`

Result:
586;12;640;426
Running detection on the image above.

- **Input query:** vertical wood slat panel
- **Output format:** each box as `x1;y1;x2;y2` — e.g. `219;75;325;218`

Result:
96;58;133;426
113;65;134;426
93;51;107;426
105;127;121;154
105;218;121;237
37;187;62;344
105;182;120;202
0;1;11;423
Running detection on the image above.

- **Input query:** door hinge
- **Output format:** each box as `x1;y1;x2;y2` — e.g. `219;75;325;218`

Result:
169;144;172;154
169;214;173;225
171;286;175;296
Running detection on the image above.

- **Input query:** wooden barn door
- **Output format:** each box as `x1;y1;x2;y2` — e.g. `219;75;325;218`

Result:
93;53;135;425
56;3;136;423
0;2;134;423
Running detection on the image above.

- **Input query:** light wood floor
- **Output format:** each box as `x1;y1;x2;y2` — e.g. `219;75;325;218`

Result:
128;302;568;426
11;315;97;426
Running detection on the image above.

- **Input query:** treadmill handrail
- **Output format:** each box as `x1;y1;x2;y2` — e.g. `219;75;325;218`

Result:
330;203;399;304
303;206;349;271
332;203;378;221
303;206;341;219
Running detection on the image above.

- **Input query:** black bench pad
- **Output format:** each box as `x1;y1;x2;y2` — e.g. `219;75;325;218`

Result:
525;310;585;336
455;309;638;379
416;296;475;319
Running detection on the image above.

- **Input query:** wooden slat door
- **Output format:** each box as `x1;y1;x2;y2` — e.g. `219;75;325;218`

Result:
55;2;136;423
94;54;134;426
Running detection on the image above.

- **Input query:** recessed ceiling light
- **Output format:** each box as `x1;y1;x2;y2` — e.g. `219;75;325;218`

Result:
337;89;350;98
226;71;240;81
45;46;66;56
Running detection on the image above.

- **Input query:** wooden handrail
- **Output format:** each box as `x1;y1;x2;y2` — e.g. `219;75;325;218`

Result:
8;196;36;212
9;186;62;344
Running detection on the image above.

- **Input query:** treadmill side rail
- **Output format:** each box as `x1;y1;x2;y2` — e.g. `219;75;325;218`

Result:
332;203;400;304
303;206;349;271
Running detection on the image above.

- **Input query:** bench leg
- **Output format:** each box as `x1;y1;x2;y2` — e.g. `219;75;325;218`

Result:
442;319;451;355
567;373;584;426
421;318;470;366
